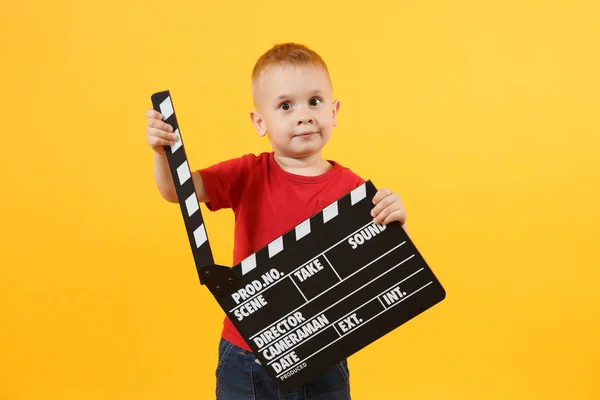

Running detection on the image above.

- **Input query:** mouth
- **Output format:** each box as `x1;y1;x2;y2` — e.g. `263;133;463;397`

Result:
294;131;319;138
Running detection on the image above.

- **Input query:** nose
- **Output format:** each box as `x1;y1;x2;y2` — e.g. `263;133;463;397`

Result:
296;107;314;126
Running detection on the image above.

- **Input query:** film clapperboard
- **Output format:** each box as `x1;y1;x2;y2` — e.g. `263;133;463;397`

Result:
151;90;446;392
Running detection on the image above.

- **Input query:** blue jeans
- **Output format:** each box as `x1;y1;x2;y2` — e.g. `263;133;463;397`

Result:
215;338;352;400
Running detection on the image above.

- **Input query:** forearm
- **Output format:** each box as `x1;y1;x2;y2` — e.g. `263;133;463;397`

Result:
153;151;208;204
153;151;178;203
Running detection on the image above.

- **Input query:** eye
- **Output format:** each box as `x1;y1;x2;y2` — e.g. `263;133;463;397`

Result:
309;97;323;107
278;101;292;111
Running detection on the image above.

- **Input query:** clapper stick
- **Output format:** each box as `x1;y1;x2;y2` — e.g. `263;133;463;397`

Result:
151;90;447;392
150;90;221;284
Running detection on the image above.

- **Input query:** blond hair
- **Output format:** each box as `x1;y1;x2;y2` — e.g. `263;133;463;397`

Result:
251;43;332;103
252;43;330;80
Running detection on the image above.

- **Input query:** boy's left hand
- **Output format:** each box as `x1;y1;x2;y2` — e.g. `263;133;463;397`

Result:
371;188;408;232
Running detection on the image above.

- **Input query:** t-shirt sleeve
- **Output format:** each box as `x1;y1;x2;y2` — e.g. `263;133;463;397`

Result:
196;154;253;212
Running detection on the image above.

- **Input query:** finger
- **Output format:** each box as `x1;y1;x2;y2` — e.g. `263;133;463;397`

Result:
381;208;407;226
371;192;398;217
373;203;404;224
149;128;178;141
147;117;173;132
146;108;165;119
150;136;173;147
148;129;177;142
372;205;387;224
372;188;392;205
145;109;173;132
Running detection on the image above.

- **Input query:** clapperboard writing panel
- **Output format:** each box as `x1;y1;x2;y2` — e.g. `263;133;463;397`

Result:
151;90;447;392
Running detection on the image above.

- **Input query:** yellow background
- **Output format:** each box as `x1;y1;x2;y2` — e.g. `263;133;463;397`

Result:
1;0;599;399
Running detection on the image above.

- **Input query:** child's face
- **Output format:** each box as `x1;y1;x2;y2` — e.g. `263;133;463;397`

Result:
251;64;340;159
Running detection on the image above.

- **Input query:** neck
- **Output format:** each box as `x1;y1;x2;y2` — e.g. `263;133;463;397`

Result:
273;152;332;176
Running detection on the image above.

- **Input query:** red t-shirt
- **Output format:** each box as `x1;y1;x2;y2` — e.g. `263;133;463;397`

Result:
197;151;365;351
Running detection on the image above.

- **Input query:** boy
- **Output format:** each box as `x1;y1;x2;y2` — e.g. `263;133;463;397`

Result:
145;43;407;399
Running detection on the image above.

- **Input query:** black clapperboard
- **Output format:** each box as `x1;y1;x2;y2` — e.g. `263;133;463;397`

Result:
151;90;446;392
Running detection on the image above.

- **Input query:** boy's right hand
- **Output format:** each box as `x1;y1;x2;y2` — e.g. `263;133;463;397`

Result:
146;109;178;155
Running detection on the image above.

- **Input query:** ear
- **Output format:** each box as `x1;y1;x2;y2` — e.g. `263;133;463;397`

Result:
332;99;341;127
250;110;267;137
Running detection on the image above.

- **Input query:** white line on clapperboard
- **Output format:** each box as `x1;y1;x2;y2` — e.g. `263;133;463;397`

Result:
248;240;408;341
290;278;308;302
230;220;381;313
267;260;420;366
322;253;341;280
276;280;434;378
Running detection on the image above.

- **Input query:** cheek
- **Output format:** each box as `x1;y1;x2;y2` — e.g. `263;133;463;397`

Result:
265;115;285;130
273;118;290;133
273;113;290;124
317;109;333;123
267;119;291;140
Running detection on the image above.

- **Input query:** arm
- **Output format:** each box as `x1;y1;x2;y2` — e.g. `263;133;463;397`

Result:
153;151;208;204
147;108;208;204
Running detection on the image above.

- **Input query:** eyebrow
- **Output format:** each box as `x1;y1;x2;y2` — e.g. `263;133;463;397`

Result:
275;90;325;101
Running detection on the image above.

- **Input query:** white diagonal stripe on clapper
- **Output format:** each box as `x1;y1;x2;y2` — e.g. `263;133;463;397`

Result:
241;254;257;275
185;193;199;217
322;201;339;223
193;224;207;248
170;128;182;153
177;160;191;185
295;219;311;240
268;236;284;258
159;97;174;120
350;183;367;205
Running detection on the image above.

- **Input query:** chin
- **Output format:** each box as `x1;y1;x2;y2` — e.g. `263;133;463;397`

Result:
275;137;330;158
278;147;320;159
295;147;325;159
